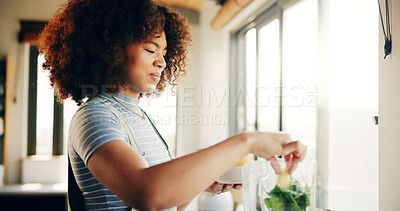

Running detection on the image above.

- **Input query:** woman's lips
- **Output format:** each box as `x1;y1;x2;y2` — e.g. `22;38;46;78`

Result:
150;73;160;82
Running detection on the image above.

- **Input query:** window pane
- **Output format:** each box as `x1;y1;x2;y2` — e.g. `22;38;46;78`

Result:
140;88;177;156
282;0;317;160
245;28;257;131
257;19;280;131
36;54;54;156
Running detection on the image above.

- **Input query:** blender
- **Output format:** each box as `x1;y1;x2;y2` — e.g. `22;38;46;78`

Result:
242;158;316;211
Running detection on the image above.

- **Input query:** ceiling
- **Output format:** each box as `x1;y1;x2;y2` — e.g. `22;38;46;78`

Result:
153;0;207;12
154;0;252;29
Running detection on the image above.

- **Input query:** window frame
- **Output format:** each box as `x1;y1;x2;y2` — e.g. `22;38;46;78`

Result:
27;45;64;156
0;59;6;164
230;1;286;134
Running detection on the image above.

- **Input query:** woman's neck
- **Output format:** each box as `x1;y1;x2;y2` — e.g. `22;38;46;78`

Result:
117;87;139;99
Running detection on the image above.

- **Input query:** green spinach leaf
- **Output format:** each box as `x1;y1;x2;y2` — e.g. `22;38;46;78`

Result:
264;179;310;211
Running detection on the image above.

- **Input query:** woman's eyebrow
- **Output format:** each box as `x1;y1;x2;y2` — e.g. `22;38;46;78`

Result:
144;40;167;51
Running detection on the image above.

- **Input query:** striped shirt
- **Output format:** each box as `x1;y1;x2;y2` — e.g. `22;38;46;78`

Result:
68;92;175;211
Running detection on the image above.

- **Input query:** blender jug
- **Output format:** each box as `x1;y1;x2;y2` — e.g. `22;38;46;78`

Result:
242;159;268;211
242;159;316;211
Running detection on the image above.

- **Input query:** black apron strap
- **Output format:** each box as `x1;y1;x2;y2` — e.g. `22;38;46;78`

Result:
68;156;86;211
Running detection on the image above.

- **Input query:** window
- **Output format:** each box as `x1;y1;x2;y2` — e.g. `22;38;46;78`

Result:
0;59;6;164
27;46;78;156
231;0;378;210
257;19;280;132
281;0;318;156
35;53;54;155
232;0;317;160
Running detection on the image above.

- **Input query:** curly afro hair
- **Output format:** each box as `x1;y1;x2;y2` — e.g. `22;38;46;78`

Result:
39;0;191;105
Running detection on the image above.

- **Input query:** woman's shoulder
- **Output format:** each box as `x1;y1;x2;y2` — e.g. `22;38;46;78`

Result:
79;94;115;110
71;95;119;124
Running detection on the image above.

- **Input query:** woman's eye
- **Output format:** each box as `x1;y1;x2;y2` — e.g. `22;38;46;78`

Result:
146;50;155;54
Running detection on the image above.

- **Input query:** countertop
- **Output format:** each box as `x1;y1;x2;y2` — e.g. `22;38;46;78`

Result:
0;183;67;195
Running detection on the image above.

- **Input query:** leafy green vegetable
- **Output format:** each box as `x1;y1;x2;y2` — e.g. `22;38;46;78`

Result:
264;178;310;211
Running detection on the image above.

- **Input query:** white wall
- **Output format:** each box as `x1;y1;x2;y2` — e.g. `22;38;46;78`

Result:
176;20;202;156
379;0;400;210
0;0;67;183
196;2;231;149
193;0;274;149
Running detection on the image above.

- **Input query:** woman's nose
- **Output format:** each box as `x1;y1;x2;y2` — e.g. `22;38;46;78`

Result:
154;54;166;70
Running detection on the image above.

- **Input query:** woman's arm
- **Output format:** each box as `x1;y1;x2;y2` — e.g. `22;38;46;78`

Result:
87;132;306;210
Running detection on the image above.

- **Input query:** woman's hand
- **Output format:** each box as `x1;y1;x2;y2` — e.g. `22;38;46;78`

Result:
205;181;242;194
282;141;308;174
246;132;307;174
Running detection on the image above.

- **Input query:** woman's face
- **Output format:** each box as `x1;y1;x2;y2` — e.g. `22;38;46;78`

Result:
121;31;167;98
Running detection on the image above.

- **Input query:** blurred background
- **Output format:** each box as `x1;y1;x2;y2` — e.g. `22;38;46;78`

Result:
0;0;398;210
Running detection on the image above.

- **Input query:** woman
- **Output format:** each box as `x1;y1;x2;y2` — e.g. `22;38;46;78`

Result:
39;0;307;210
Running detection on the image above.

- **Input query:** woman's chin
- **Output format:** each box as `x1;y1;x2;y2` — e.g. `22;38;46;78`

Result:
143;86;157;94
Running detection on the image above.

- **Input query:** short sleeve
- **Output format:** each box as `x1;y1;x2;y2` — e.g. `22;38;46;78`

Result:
69;101;127;165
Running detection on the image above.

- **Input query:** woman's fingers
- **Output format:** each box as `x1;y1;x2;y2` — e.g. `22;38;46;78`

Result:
250;132;308;175
223;184;234;192
207;181;223;194
282;141;307;159
284;154;292;171
215;183;224;194
207;182;243;194
287;156;300;174
268;156;282;174
282;141;307;174
233;184;242;190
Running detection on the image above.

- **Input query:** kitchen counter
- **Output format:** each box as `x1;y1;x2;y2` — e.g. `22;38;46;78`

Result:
0;182;67;195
